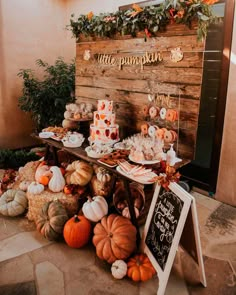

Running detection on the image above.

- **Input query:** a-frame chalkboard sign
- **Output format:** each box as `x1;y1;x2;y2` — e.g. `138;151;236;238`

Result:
142;182;206;295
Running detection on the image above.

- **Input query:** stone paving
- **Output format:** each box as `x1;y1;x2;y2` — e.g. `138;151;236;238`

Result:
0;190;235;295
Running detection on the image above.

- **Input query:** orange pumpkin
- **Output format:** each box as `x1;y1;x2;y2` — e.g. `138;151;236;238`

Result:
127;253;156;282
39;175;50;186
93;214;137;264
63;215;92;248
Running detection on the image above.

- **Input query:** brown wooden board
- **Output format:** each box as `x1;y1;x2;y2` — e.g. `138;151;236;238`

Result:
75;26;205;159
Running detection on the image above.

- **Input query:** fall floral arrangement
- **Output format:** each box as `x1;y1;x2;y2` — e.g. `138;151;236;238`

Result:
68;0;220;42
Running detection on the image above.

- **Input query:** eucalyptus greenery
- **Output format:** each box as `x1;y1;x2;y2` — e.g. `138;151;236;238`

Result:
68;0;219;42
18;57;75;130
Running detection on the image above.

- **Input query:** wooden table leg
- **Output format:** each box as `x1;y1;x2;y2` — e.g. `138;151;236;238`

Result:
44;145;50;162
123;179;141;247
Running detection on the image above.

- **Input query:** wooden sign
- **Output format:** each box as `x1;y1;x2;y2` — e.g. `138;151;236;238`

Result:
142;182;206;295
76;27;205;159
96;51;163;70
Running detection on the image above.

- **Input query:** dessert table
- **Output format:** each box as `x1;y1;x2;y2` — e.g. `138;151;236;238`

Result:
32;133;190;246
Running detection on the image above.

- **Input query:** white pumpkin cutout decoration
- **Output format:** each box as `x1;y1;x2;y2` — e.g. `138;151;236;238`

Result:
27;182;44;195
48;166;65;193
82;196;108;222
111;260;127;279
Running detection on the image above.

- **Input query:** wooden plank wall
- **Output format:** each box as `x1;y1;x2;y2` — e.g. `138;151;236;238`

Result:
75;24;205;159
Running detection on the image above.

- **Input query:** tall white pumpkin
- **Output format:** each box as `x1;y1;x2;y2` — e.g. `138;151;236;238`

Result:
48;166;65;193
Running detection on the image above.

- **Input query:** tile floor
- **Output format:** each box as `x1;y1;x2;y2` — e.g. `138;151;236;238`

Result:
0;187;236;294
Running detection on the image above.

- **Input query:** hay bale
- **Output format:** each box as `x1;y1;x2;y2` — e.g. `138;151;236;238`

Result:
26;189;79;221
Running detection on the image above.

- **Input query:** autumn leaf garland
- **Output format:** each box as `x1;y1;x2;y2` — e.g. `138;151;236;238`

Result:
68;0;220;42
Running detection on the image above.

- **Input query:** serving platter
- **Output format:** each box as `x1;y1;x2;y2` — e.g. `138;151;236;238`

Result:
39;132;54;139
129;154;161;165
116;166;157;185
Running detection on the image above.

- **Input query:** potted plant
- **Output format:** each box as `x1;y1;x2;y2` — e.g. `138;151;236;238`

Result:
18;57;75;131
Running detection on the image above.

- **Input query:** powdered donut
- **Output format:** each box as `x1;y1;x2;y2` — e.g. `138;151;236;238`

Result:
160;107;167;120
148;125;158;138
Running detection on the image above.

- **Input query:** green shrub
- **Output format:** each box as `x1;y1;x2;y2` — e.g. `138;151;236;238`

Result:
18;57;75;131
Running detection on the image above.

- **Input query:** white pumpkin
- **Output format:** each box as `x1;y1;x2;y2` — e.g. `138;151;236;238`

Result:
0;189;28;216
82;196;108;222
19;180;31;191
122;206;139;219
111;260;127;279
48;166;65;193
27;182;44;195
96;167;111;184
35;164;51;183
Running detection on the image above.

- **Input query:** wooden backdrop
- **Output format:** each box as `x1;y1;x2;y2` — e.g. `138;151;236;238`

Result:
75;24;205;159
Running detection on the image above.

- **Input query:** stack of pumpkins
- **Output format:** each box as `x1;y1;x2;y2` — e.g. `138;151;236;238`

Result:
0;159;156;282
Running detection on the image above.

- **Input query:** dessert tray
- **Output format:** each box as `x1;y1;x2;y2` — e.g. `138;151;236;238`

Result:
128;154;161;165
62;132;85;148
39;132;54;139
116;160;157;184
98;149;130;167
85;146;113;158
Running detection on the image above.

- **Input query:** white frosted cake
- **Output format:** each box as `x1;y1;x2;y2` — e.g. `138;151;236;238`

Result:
90;100;119;143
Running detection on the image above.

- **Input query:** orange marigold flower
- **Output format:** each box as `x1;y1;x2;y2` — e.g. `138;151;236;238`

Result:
87;11;94;20
202;0;219;4
132;3;143;12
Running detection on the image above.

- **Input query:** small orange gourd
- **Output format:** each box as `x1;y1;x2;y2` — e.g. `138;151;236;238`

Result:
127;253;156;282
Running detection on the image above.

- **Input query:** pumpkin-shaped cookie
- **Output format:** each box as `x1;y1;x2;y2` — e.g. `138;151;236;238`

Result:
36;201;69;241
0;189;28;216
65;161;93;186
93;214;137;264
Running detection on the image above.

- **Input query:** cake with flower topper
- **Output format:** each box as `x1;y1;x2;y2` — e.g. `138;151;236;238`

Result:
89;100;119;144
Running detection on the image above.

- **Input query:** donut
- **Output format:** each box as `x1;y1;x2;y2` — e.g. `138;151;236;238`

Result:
164;130;178;143
160;107;167;120
156;128;166;140
164;130;173;143
166;109;178;122
170;130;178;141
149;106;159;119
143;105;149;116
140;123;150;135
148;125;158;138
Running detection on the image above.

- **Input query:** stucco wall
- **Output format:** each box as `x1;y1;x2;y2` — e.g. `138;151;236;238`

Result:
0;0;148;149
0;0;74;148
216;4;236;206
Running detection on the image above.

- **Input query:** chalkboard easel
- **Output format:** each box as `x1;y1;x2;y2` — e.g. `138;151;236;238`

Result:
141;182;206;295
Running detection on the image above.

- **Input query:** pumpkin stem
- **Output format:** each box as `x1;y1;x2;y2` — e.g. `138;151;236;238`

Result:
87;196;93;202
74;215;80;222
